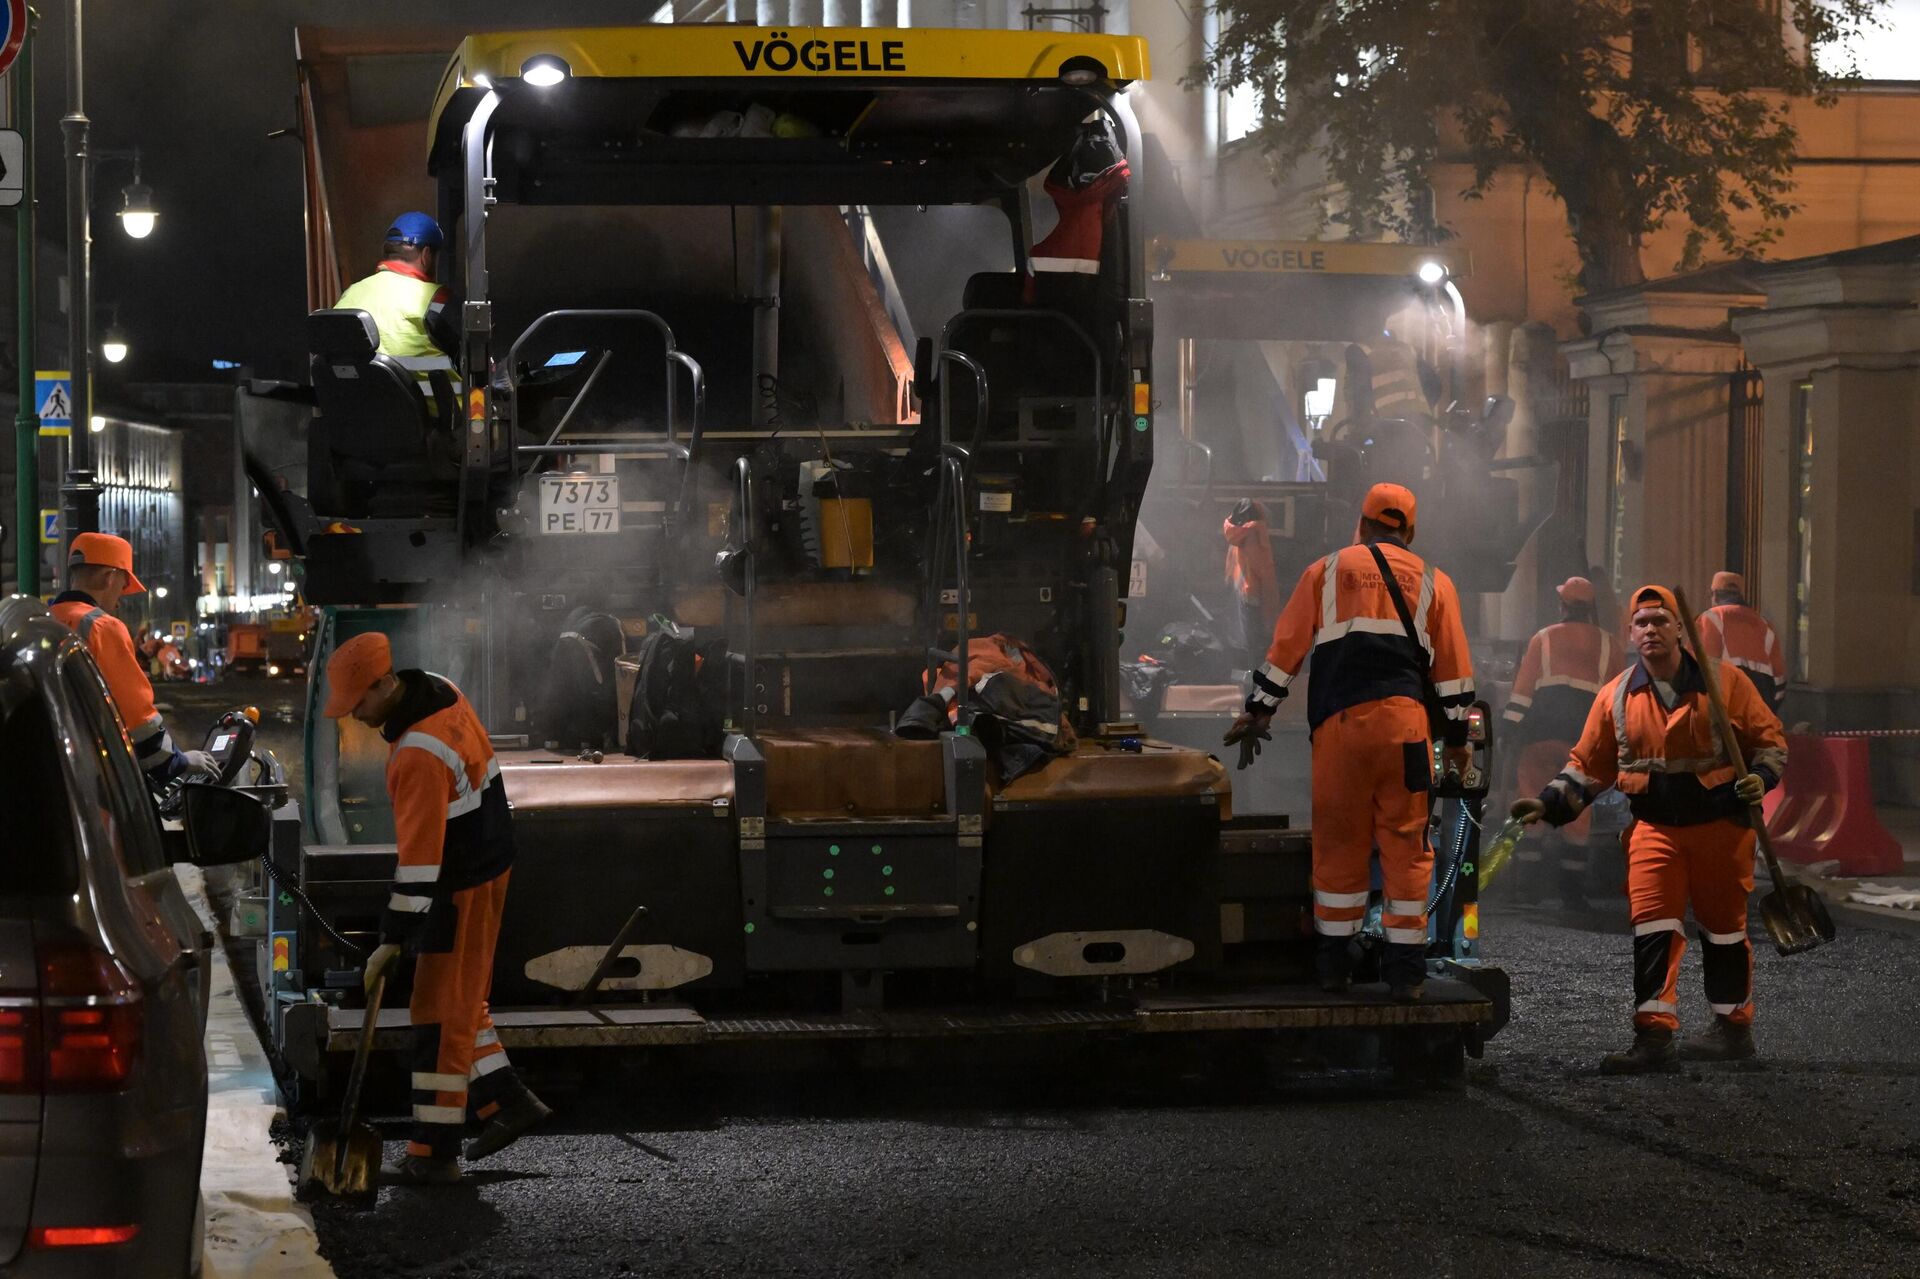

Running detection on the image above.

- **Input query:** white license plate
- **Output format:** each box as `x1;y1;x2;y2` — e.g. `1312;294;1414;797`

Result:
539;474;621;534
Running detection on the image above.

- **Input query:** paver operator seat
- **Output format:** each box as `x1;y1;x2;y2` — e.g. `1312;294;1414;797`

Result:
307;308;458;518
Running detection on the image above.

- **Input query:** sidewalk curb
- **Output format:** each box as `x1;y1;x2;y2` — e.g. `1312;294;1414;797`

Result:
181;865;338;1279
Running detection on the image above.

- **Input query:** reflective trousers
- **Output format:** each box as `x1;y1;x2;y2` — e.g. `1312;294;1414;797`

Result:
1625;820;1755;1032
1310;697;1432;981
407;869;527;1159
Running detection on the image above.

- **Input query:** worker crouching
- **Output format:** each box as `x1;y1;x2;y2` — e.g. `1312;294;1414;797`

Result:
324;632;552;1184
1512;585;1787;1074
1225;483;1476;1002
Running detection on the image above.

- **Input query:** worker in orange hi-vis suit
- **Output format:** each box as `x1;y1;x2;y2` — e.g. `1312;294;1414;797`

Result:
1222;498;1281;670
1512;585;1787;1075
1224;482;1476;1002
323;632;551;1185
1502;576;1625;904
51;533;215;783
1697;571;1788;711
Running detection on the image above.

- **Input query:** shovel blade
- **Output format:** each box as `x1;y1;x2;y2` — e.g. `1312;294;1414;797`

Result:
297;1121;383;1202
1760;885;1836;956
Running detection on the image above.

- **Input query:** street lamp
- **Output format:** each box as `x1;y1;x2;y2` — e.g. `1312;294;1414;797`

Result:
116;174;156;239
100;309;128;364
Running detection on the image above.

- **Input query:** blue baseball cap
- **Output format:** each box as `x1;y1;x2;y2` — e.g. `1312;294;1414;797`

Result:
385;211;444;249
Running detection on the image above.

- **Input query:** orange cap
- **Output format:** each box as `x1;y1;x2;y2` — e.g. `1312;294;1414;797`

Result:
1628;584;1680;621
1361;482;1417;536
67;532;144;594
1556;576;1596;605
1711;571;1745;596
322;632;393;719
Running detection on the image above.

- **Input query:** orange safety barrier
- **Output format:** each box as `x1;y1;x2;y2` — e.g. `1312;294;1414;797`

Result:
1764;733;1905;877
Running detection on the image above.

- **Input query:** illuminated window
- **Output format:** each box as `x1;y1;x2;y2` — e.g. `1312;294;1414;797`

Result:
1221;81;1263;145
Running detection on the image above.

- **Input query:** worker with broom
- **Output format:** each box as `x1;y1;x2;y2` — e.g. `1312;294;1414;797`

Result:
1510;585;1787;1074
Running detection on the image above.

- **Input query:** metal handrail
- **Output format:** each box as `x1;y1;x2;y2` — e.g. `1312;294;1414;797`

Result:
929;443;972;728
936;349;989;466
504;308;706;523
732;455;757;737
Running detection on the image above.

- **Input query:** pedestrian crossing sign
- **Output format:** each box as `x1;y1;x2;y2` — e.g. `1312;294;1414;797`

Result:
35;370;72;437
39;509;56;545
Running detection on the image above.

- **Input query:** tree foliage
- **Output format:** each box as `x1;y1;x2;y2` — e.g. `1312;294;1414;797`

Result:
1203;0;1889;292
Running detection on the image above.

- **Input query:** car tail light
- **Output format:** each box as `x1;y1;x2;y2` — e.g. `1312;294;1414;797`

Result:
0;1006;33;1090
29;1224;140;1248
36;940;141;1091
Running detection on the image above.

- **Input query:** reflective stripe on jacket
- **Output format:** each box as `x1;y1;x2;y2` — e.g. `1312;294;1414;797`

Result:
51;593;179;775
1698;604;1786;708
1503;621;1623;746
334;263;450;360
1542;652;1787;828
1247;537;1476;744
380;671;515;949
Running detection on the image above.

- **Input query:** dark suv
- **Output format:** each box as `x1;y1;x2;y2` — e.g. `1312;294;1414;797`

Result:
0;596;215;1276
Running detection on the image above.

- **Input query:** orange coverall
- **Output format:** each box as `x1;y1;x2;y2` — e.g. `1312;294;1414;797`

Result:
1538;654;1787;1032
379;671;532;1159
1698;603;1787;710
1249;538;1475;982
1504;620;1624;843
51;592;190;779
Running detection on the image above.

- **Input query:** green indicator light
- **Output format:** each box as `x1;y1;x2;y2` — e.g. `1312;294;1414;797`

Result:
823;868;835;880
882;865;893;876
823;886;835;897
1133;415;1149;431
744;922;756;934
871;844;882;855
884;885;896;897
829;844;841;856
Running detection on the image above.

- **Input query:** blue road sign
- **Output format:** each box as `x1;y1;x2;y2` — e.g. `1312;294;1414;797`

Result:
35;370;71;436
39;509;56;546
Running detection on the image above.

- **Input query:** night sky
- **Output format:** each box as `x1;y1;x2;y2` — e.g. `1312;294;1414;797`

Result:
26;0;655;385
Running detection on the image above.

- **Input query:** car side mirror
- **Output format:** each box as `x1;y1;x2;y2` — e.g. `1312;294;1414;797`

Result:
181;784;270;868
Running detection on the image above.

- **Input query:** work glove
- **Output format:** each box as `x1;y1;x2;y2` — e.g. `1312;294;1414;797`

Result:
1734;772;1766;806
1509;798;1547;826
179;749;220;780
363;942;402;998
1222;711;1272;771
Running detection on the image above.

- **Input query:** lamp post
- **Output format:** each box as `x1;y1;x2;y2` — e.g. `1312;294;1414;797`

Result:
60;0;97;546
11;11;36;595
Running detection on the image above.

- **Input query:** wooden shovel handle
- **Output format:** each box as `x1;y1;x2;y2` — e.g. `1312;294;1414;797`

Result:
334;968;387;1181
1674;589;1791;885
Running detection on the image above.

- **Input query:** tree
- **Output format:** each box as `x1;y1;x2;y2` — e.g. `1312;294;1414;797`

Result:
1203;0;1888;293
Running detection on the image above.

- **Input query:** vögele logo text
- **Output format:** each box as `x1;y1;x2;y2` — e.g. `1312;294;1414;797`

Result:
733;30;907;74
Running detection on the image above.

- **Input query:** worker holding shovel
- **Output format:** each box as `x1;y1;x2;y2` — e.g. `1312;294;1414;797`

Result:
1511;585;1788;1074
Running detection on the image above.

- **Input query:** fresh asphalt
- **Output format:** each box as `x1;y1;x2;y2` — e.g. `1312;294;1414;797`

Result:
167;678;1920;1278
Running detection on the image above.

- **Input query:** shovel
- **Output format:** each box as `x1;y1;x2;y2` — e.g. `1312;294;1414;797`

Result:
1675;590;1836;955
297;967;389;1202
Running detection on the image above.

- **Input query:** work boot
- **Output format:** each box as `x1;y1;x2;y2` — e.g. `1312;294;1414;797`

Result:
1315;937;1353;995
1599;1028;1679;1075
379;1154;462;1186
1388;978;1425;1004
1678;1016;1756;1062
465;1090;554;1163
